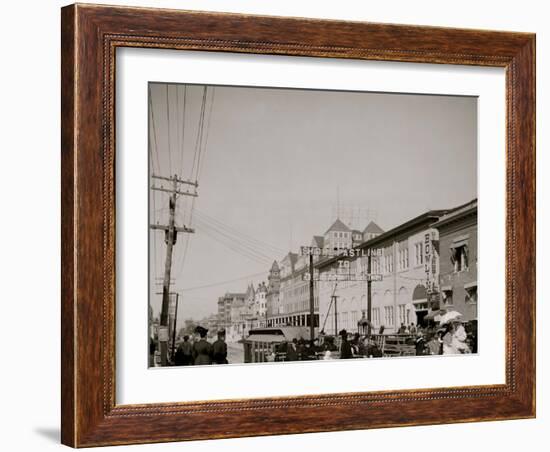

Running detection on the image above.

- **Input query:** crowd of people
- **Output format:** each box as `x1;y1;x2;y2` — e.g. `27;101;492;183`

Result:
413;320;478;356
268;320;477;361
162;326;230;366
150;318;478;366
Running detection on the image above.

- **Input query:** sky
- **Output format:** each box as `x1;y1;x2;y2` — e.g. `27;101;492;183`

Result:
148;83;477;324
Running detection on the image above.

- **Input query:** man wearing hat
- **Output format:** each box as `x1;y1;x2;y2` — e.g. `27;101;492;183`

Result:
339;329;353;359
212;329;228;364
192;325;213;365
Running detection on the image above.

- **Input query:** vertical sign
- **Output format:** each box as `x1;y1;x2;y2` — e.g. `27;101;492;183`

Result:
424;233;432;291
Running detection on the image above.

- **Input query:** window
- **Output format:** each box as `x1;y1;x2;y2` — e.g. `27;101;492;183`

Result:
341;312;348;330
442;289;453;306
415;242;423;266
451;245;469;272
372;307;380;326
373;257;382;275
384;306;394;326
398;247;409;270
398;304;406;324
350;311;355;328
465;285;477;304
384;250;394;274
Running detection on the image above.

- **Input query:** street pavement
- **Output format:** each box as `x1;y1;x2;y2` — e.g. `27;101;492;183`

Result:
227;342;244;364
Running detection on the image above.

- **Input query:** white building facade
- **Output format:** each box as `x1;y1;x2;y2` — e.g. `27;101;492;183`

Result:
317;210;451;335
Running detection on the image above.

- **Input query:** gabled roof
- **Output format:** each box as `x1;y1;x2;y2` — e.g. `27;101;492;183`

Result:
288;252;298;267
316;208;453;270
363;221;384;234
245;284;255;298
311;235;325;248
280;252;298;268
325;218;351;234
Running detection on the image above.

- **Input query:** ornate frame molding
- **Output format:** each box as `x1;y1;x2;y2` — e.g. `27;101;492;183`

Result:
61;4;535;447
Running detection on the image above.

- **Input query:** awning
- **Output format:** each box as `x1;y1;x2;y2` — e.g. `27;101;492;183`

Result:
244;334;286;343
450;240;468;249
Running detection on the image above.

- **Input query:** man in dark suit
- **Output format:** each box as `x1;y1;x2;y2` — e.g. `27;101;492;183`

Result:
212;330;228;364
339;329;353;359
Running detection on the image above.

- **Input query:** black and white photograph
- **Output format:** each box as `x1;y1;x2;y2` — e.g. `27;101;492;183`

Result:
148;82;478;367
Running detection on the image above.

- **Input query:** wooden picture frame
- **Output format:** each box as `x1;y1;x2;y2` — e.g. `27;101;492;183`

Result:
61;3;535;447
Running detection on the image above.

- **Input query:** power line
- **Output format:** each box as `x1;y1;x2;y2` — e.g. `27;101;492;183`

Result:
194;218;273;265
180;85;187;178
148;85;161;174
194;208;285;255
192;215;277;261
195;219;274;265
191;87;207;182
196;87;215;181
176;270;269;292
166;84;173;176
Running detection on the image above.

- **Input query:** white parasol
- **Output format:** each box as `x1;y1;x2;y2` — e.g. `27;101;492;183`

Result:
438;310;462;325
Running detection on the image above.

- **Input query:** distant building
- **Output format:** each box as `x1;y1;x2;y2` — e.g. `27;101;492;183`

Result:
363;220;384;242
324;218;352;251
254;281;268;325
267;251;319;329
432;199;478;322
217;292;246;332
351;229;363;246
265;260;281;321
227;295;248;341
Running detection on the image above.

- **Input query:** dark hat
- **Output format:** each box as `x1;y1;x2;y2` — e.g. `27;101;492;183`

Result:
339;329;348;337
217;329;226;336
194;325;208;336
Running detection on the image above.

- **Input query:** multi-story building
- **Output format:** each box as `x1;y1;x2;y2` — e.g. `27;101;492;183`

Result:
432;199;478;322
316;207;464;335
268;250;319;328
363;220;384;242
265;260;281;322
227;295;248;341
217;292;246;332
244;283;255;313
254;281;268;325
324;218;352;251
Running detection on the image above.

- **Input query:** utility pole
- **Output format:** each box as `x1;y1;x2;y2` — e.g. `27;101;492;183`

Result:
309;253;315;343
332;295;338;336
151;173;197;366
366;252;373;338
171;293;179;361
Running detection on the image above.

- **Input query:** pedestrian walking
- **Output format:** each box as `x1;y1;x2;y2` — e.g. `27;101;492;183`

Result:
426;332;442;355
192;326;213;365
174;335;193;366
415;332;426;356
339;329;353;359
212;329;228;364
285;340;298;361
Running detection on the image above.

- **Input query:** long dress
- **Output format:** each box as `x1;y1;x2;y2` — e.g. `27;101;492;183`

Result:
442;332;458;354
193;339;213;365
